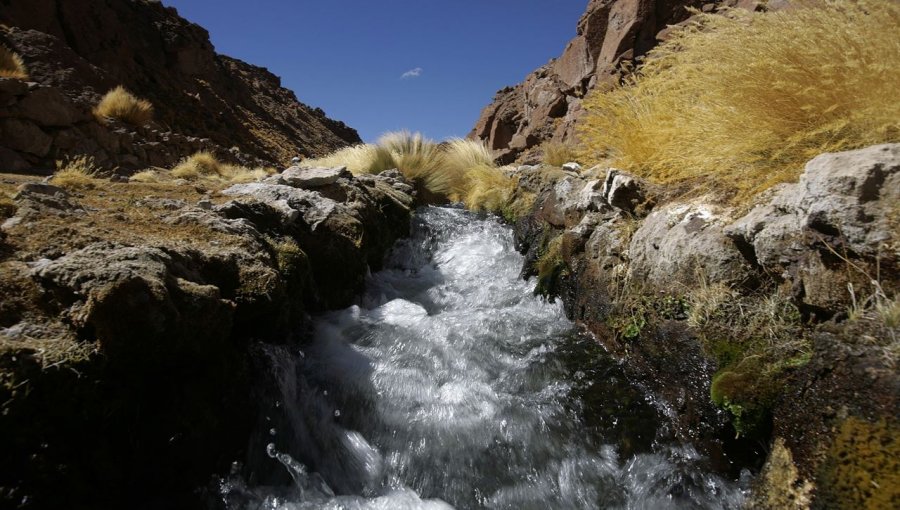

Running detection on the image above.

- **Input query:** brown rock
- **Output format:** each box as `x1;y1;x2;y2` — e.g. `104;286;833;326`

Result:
0;118;52;157
13;86;88;126
470;0;704;162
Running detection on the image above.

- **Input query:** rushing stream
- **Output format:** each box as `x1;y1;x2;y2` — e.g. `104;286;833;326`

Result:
218;207;748;509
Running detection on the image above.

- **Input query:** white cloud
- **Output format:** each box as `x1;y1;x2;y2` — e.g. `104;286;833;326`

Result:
401;67;423;79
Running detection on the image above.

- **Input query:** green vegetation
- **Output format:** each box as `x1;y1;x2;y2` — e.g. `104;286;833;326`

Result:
0;44;27;79
534;234;567;299
577;1;900;202
94;86;154;126
51;156;102;190
818;417;900;510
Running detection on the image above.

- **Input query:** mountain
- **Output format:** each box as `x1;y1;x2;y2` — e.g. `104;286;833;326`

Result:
0;0;360;171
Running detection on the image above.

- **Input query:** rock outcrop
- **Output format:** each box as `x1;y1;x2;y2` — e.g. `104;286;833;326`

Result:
0;168;415;508
0;0;360;172
509;144;899;507
469;0;785;163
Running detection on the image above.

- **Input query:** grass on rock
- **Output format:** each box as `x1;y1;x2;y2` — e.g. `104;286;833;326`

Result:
0;44;27;79
94;86;154;126
170;151;274;184
577;0;900;202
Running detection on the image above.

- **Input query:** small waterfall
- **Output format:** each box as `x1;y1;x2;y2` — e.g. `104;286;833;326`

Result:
218;207;749;509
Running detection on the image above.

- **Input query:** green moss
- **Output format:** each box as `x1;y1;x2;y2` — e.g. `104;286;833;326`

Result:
817;417;900;509
534;234;567;300
274;239;310;283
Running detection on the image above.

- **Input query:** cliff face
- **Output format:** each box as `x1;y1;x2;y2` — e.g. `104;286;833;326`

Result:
0;0;360;170
469;0;707;163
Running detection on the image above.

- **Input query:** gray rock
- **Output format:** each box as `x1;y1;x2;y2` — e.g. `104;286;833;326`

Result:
281;165;351;188
562;162;582;172
601;168;648;214
729;143;900;263
629;203;750;287
221;182;338;230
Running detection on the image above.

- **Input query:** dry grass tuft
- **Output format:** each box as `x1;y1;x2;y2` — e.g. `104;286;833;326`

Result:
129;170;162;183
463;163;517;212
304;144;397;174
94;86;154;126
578;1;900;202
170;151;274;184
51;156;102;190
301;133;512;209
542;141;578;167
0;44;27;79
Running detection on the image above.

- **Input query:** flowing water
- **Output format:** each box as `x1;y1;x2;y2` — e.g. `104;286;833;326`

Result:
218;207;749;509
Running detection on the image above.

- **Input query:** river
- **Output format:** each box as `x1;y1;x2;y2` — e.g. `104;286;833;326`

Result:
217;206;748;509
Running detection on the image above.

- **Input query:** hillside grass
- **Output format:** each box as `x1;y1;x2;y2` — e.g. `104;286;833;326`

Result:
169;151;274;184
304;131;515;211
0;44;27;79
94;86;154;126
51;156;102;190
577;1;900;202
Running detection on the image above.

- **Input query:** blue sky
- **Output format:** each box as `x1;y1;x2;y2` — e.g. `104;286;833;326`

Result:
162;0;587;143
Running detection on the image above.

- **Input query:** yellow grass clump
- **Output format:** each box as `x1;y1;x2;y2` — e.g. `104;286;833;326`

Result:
577;1;900;202
541;141;578;167
51;156;101;189
94;86;154;126
302;132;505;205
0;44;27;79
170;151;274;184
463;163;516;213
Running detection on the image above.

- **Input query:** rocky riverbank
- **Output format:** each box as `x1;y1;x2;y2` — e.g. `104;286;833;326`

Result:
0;166;415;508
507;143;899;508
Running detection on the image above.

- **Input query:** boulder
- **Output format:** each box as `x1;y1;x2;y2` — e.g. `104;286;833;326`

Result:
601;168;651;214
13;86;88;126
727;144;900;315
0;118;52;156
629;203;752;288
281;165;351;188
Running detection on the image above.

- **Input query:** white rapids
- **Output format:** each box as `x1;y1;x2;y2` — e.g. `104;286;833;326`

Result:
218;206;749;509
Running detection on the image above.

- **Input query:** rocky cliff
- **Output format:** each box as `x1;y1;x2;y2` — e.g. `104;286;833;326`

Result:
469;0;777;163
0;0;360;172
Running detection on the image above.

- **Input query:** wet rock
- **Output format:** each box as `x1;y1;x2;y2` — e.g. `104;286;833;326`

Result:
281;165;351;188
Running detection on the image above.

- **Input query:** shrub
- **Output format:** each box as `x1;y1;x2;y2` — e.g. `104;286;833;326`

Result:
51;156;101;189
129;170;161;183
541;141;578;167
0;44;27;79
577;1;900;201
94;86;154;126
463;164;516;213
170;151;274;184
304;144;397;174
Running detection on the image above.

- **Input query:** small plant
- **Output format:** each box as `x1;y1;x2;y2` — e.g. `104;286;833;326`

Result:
0;44;27;79
541;141;578;167
170;151;274;184
51;156;101;189
128;170;161;183
534;234;567;299
94;86;154;126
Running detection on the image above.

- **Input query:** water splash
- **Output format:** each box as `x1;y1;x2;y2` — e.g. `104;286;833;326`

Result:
221;207;748;509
